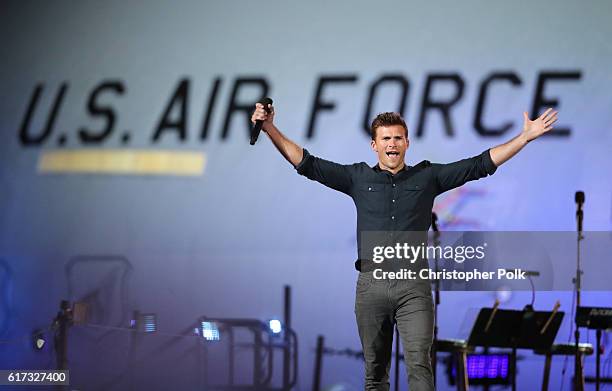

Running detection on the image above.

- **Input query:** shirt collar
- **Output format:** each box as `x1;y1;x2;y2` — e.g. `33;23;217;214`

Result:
372;163;409;174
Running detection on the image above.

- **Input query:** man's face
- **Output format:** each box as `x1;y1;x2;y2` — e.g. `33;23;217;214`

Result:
370;125;409;172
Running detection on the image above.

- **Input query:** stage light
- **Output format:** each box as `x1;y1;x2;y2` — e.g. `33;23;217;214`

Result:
268;319;282;335
201;321;220;341
130;312;157;333
449;353;511;384
32;330;45;350
495;287;512;303
142;314;157;333
466;354;509;379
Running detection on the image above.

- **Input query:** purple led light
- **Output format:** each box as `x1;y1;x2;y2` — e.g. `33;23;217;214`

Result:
465;354;509;379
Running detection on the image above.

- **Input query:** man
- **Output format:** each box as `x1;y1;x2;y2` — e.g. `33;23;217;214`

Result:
251;104;558;390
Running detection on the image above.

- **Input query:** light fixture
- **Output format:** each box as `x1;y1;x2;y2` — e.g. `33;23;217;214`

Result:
32;330;45;350
142;314;157;333
130;311;157;333
449;353;511;385
268;319;282;335
201;321;220;341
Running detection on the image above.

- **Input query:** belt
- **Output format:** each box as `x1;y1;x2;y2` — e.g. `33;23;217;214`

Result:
355;258;429;273
355;259;377;273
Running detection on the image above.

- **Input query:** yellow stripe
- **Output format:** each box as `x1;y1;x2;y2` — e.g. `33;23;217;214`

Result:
38;149;205;176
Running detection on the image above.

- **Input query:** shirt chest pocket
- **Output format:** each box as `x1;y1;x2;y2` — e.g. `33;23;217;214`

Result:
404;184;423;191
401;183;428;210
356;183;388;214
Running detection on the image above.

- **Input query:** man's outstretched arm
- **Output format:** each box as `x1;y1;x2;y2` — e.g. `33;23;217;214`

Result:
434;108;559;194
490;108;558;166
251;102;303;167
251;103;353;194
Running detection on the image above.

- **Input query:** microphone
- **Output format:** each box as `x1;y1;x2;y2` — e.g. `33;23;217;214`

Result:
250;97;273;145
575;191;585;233
575;191;585;206
431;212;439;232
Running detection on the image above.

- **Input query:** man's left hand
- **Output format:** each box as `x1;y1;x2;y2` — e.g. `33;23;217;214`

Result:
521;108;558;142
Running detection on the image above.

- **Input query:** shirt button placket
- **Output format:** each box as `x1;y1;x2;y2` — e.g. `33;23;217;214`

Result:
391;180;397;224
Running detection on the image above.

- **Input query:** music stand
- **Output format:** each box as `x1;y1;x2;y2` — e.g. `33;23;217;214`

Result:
467;307;564;391
576;306;612;390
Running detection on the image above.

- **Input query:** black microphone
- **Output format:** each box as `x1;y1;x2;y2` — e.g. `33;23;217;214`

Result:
575;191;585;232
431;212;439;232
575;191;585;206
250;97;273;145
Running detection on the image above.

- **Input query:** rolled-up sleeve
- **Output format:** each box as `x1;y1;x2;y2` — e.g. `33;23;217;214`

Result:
433;149;497;194
296;149;353;195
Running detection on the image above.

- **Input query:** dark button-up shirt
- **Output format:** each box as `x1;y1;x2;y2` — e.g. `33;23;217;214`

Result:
295;149;497;262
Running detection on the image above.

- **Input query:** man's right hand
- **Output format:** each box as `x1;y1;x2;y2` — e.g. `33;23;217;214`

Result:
250;102;303;167
251;103;275;132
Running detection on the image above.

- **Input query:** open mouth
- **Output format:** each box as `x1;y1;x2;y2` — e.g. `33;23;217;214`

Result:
386;151;400;157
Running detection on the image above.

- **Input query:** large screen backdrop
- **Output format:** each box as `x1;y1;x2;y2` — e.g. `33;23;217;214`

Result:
1;1;611;390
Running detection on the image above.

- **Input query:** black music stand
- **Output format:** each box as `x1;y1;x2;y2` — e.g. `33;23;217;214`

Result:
467;308;564;391
577;306;612;391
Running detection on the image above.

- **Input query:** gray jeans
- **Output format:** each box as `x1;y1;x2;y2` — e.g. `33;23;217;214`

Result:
354;272;434;391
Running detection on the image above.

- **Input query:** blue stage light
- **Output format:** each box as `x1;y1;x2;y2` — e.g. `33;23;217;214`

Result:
449;353;511;385
268;319;282;334
130;312;157;333
465;354;509;379
142;314;157;333
201;321;220;341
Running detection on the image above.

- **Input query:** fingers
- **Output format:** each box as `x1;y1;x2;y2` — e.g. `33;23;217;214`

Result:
251;107;267;123
251;104;275;123
539;107;559;122
255;103;274;111
545;116;558;127
541;109;558;133
538;108;553;120
542;110;558;127
251;109;268;122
